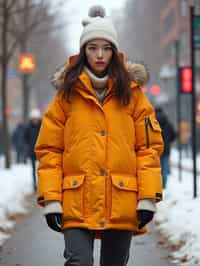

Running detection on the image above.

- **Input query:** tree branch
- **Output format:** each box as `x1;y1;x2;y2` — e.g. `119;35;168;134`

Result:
6;32;27;62
9;3;39;15
7;0;16;10
32;22;67;36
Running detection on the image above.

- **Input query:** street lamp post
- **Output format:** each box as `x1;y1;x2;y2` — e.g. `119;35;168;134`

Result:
190;1;198;198
175;40;182;182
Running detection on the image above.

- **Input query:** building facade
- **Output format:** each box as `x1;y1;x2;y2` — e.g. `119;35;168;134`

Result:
159;0;200;122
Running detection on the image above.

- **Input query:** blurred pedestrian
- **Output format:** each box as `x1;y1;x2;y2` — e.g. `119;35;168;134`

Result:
12;122;27;164
179;120;191;157
155;107;176;189
35;5;163;266
24;109;41;191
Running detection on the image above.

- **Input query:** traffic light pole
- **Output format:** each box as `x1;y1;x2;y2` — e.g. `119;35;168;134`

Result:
175;41;182;182
190;5;197;198
20;41;30;122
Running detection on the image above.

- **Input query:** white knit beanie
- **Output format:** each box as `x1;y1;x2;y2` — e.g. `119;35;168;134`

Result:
80;5;119;49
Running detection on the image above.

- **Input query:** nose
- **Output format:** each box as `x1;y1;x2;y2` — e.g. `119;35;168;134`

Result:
97;48;103;58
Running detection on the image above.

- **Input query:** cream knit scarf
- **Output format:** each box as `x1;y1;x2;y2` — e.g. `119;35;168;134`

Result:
84;66;109;105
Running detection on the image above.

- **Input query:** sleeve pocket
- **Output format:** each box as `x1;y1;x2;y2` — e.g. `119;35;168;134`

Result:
149;116;162;132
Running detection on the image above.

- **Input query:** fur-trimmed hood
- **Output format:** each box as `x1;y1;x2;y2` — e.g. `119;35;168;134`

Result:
51;55;149;89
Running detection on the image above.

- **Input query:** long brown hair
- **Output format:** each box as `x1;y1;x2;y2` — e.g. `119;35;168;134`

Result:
61;44;132;105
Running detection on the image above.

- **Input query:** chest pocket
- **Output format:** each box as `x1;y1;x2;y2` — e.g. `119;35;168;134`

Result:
144;115;162;148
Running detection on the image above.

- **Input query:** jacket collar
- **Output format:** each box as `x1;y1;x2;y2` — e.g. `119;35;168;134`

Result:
76;71;115;107
67;55;115;104
68;53;138;105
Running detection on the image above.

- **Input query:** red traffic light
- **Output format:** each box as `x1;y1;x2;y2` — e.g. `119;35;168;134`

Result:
150;84;160;96
179;67;192;94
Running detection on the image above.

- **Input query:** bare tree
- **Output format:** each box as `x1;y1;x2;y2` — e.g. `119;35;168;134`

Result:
0;0;68;168
0;0;19;168
8;0;68;121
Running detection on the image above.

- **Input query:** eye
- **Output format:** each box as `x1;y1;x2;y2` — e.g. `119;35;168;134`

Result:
88;46;96;51
104;46;112;51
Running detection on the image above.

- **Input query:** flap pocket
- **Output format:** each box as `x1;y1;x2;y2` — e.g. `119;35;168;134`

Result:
63;175;85;189
149;116;162;132
111;175;138;191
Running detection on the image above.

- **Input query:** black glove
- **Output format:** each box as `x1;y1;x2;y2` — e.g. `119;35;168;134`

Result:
137;210;154;229
45;213;62;232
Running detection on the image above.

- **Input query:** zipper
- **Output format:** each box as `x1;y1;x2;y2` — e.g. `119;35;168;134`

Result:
78;78;103;108
145;117;150;148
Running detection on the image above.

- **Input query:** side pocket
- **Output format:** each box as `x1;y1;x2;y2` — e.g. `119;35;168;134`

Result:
62;175;85;222
110;175;138;223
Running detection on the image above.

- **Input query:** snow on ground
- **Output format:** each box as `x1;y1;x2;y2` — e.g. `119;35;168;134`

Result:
0;157;33;246
155;149;200;265
0;149;200;265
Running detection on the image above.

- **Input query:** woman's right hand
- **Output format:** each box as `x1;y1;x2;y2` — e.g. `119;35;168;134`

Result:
45;213;62;232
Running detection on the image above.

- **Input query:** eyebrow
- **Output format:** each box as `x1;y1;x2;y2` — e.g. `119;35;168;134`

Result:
87;43;112;47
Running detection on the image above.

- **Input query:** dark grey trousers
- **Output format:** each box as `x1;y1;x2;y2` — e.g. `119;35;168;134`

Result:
64;228;132;266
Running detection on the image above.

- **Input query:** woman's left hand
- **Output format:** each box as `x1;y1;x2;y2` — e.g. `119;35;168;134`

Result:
137;210;154;229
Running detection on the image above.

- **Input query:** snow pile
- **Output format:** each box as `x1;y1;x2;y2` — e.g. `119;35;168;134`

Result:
155;149;200;265
0;156;4;168
0;163;33;246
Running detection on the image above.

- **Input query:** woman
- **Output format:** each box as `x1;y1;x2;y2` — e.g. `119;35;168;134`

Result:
35;6;163;266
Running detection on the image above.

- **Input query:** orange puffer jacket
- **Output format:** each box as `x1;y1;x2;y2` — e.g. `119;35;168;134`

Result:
35;66;163;235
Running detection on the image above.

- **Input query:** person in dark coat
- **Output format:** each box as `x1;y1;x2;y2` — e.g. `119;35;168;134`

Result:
155;107;176;189
24;109;41;191
12;122;27;164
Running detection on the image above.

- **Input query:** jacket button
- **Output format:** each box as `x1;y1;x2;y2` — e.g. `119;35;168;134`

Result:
72;180;78;186
119;181;124;187
99;169;106;176
100;130;106;136
99;221;105;227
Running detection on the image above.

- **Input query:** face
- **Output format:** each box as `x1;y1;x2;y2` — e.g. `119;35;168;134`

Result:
85;39;113;76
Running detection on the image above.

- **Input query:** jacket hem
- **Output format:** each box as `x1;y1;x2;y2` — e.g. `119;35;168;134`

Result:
62;221;147;237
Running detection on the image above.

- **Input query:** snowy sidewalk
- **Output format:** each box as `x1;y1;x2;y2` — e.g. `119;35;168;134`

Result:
155;149;200;265
0;150;200;265
0;159;33;246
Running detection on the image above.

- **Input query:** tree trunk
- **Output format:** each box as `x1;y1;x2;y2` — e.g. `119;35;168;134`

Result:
20;40;30;122
1;3;11;168
21;2;30;123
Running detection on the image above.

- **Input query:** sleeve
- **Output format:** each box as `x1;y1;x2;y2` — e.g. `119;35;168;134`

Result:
34;92;67;206
137;199;157;212
133;88;164;202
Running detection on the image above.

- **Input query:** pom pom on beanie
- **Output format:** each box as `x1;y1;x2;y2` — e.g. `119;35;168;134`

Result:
88;5;106;17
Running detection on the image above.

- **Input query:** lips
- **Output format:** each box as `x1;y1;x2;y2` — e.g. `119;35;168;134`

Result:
95;62;105;66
